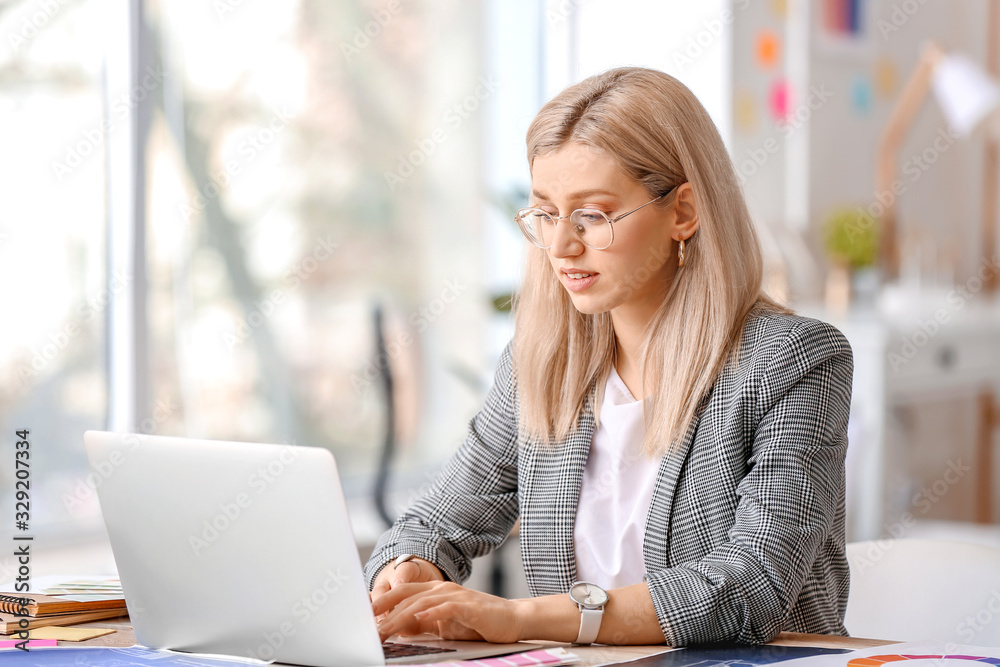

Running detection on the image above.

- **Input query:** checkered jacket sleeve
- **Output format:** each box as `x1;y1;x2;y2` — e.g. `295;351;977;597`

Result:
364;312;853;646
641;315;853;645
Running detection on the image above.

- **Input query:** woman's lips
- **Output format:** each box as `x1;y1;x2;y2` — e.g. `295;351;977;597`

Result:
562;271;599;292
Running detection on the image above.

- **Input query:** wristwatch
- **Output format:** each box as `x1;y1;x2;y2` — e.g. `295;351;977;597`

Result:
568;581;608;645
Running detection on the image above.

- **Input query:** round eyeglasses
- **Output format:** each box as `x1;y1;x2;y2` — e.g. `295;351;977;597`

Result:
514;187;675;250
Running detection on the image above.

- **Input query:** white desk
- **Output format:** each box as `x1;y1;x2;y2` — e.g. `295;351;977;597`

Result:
68;617;897;665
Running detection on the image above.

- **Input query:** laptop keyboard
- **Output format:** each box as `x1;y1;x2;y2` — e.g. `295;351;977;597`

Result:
382;642;458;658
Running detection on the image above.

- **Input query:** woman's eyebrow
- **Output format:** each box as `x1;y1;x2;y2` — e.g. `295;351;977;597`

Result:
530;188;619;201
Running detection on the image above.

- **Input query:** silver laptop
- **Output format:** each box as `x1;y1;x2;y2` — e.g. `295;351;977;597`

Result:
84;430;541;667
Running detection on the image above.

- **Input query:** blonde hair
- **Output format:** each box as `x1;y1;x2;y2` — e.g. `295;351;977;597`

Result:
513;67;785;456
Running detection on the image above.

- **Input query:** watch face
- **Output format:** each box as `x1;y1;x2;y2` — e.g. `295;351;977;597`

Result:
570;582;609;607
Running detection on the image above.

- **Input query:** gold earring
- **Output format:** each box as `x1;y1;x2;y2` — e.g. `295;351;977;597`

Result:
678;238;686;268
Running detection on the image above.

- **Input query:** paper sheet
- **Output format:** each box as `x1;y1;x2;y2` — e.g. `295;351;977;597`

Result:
612;644;852;667
770;642;1000;667
25;626;117;641
0;646;266;666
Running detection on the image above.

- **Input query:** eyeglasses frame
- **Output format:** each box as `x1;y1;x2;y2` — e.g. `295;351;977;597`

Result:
514;185;678;250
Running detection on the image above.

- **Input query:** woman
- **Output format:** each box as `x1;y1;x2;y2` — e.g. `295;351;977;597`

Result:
365;67;852;647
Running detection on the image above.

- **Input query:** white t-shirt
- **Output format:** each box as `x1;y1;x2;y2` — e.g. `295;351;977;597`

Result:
572;366;663;590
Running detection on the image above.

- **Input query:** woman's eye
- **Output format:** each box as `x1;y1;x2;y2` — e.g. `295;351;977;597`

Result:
576;211;604;223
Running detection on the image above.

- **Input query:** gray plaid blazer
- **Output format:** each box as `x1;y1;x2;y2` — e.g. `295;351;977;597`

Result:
364;310;853;645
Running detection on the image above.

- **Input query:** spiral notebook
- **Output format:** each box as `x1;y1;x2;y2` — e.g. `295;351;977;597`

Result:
0;592;126;618
0;608;129;634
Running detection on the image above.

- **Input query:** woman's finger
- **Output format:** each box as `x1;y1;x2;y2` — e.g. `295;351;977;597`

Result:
371;560;434;609
372;581;444;617
370;579;390;602
378;588;450;628
375;581;521;643
391;560;423;585
378;589;461;639
401;593;520;644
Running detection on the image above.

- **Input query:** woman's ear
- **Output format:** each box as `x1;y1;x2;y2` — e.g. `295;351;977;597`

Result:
671;182;700;241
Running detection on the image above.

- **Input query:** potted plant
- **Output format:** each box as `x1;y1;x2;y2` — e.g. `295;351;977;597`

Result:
823;207;880;309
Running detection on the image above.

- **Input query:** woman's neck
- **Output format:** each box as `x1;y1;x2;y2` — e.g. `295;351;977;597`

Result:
612;307;652;401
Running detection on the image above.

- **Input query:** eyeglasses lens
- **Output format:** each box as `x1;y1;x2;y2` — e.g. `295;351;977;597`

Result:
517;209;612;250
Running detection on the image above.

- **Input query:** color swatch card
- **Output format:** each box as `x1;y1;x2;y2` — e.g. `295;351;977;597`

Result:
620;644;852;667
422;647;582;667
769;643;1000;667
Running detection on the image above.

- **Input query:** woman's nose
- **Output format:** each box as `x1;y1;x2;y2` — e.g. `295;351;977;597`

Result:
548;218;585;259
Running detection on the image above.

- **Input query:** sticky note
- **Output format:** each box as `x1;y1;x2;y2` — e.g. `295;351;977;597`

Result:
876;58;898;97
736;90;758;134
769;78;791;122
0;639;59;648
27;626;117;641
756;30;780;69
852;75;872;113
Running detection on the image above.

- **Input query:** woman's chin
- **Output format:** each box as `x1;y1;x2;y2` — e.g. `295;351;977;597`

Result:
565;293;612;316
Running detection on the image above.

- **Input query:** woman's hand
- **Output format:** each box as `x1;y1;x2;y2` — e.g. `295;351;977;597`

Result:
372;581;526;644
370;556;446;619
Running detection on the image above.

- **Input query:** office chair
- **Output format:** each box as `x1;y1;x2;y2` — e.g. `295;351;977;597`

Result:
845;538;1000;644
369;304;517;597
371;304;398;529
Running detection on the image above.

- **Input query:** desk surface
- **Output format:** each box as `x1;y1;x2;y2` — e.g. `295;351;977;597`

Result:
60;616;897;665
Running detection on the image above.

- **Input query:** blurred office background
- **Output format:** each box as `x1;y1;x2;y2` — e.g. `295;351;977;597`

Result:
0;0;998;591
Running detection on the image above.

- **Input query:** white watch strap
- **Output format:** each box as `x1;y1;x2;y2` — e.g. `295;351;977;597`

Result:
575;606;603;644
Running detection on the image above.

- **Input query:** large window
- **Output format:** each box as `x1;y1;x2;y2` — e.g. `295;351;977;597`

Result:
0;0;110;576
148;1;493;485
1;0;509;572
0;0;726;579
